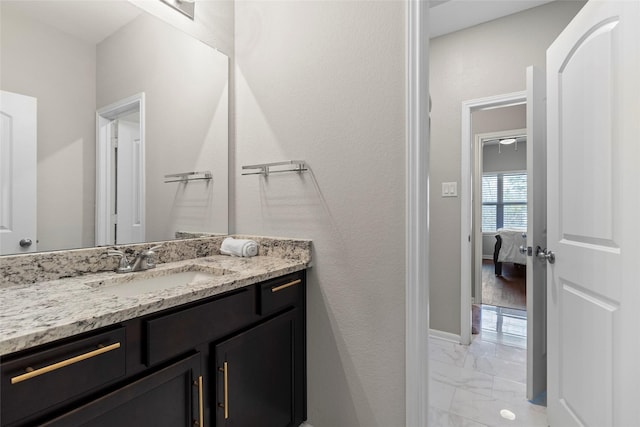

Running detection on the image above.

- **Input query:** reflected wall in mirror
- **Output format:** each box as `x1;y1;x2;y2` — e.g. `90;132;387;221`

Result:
0;1;229;255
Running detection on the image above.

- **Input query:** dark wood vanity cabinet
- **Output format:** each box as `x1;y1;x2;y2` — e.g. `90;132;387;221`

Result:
0;270;306;427
215;309;303;427
42;352;203;427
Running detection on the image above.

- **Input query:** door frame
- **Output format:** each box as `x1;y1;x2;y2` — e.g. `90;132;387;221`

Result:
405;0;430;425
460;91;526;344
95;93;145;246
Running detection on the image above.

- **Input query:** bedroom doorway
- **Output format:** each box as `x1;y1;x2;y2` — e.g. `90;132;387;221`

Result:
473;123;528;348
474;128;528;347
460;91;528;346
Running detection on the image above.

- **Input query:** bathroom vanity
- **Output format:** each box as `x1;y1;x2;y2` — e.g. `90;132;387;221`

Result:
0;237;310;427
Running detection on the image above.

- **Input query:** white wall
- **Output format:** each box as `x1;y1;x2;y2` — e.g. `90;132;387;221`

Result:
130;0;234;56
0;5;96;251
234;1;406;425
429;1;585;334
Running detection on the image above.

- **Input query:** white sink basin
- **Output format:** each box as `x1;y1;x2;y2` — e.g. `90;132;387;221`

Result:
85;266;232;298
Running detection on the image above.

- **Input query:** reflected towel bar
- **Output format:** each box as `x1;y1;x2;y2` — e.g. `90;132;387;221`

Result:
164;171;212;183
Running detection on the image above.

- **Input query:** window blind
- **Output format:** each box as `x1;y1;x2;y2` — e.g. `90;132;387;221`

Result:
482;172;527;232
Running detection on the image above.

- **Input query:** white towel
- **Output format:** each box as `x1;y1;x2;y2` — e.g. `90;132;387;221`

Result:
220;238;259;257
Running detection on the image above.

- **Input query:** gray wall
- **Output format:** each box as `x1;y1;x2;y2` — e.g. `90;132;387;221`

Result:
483;141;527;174
234;2;406;425
429;1;585;334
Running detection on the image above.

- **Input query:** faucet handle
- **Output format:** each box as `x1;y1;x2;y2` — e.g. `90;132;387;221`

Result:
106;250;132;273
145;245;163;268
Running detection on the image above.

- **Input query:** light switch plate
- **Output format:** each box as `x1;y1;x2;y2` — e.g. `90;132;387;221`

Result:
442;181;458;197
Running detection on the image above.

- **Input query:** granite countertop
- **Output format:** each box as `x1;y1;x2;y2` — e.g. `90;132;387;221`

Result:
0;254;308;356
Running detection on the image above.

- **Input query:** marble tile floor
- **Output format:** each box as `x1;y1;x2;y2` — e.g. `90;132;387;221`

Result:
478;305;527;349
429;326;546;426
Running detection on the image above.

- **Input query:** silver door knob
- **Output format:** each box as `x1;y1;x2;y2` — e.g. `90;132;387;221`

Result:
536;246;555;264
19;239;32;248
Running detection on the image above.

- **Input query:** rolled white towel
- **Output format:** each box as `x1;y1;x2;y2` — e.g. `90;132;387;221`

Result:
220;237;259;257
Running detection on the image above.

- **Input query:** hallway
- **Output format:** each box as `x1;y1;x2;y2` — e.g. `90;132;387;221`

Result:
429;332;546;426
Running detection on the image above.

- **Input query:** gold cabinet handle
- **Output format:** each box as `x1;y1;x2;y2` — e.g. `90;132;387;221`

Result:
271;279;301;293
218;362;229;419
10;342;121;385
198;376;204;426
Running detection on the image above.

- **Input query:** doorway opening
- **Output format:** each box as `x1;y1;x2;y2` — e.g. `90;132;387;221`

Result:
96;93;145;246
460;91;527;345
473;127;528;348
460;78;548;403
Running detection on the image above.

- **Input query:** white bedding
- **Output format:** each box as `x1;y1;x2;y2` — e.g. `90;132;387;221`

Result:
497;228;527;265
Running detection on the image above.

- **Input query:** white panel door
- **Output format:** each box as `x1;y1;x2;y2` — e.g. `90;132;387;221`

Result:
525;66;546;401
115;118;144;244
0;91;37;255
546;1;640;426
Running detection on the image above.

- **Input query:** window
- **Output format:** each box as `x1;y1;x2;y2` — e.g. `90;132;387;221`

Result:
482;172;527;232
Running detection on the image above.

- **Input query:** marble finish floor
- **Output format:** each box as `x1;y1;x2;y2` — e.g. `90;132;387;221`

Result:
429;332;547;426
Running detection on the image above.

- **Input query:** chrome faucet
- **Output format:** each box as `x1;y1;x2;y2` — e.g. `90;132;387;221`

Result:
130;245;162;272
107;250;132;273
107;245;163;273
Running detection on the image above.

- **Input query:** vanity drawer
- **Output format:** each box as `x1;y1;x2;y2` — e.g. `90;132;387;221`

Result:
258;271;305;316
1;327;126;426
145;288;255;366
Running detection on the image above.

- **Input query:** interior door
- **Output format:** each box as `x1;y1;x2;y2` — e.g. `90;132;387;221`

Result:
115;117;143;244
525;66;546;401
546;1;640;426
0;90;37;255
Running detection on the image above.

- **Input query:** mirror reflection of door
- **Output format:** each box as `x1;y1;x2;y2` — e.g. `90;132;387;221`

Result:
96;94;145;246
0;90;37;254
113;113;142;244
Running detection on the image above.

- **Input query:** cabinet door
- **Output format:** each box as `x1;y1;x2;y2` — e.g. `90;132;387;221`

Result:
215;310;298;427
42;353;203;427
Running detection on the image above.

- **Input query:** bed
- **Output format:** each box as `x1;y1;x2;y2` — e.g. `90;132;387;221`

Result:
493;228;527;276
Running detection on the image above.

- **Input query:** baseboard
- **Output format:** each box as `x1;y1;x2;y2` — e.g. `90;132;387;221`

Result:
429;329;462;344
482;255;493;260
300;423;314;427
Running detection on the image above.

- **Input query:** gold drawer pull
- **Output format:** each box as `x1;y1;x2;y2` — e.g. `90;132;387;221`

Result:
218;362;229;419
10;342;121;385
271;279;301;293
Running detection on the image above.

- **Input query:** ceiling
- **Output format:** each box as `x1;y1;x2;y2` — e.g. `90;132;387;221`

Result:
429;0;556;38
7;0;557;48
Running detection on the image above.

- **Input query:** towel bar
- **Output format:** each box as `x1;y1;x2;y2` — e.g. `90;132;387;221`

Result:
241;160;307;176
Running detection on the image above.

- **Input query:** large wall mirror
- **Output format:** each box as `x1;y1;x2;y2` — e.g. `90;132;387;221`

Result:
0;1;229;255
